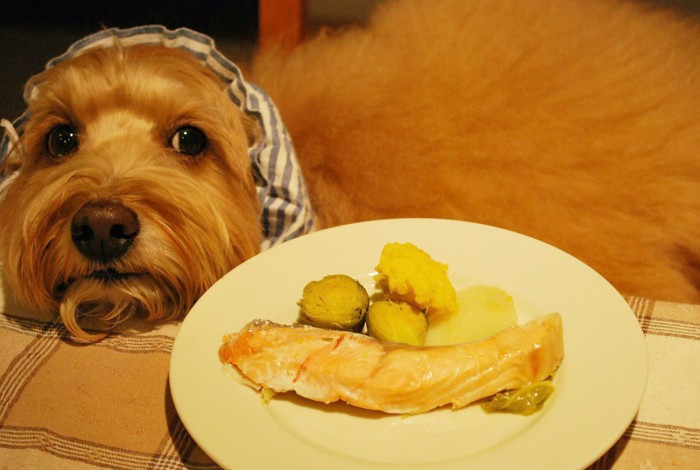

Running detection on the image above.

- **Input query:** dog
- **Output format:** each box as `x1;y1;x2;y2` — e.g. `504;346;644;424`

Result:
0;41;269;340
0;0;698;340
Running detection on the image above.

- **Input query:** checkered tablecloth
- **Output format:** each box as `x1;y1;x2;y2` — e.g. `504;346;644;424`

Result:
0;289;697;469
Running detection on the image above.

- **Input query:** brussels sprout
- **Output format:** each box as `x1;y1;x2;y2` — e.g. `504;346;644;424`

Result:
298;274;369;331
366;300;428;346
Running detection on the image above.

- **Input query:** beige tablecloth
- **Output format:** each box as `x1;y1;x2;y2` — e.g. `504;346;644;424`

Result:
0;292;698;469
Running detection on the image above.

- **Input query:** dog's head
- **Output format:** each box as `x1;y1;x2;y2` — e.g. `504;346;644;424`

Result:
0;43;265;340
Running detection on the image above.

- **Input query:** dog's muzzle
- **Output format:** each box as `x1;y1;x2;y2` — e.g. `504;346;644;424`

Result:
70;200;140;262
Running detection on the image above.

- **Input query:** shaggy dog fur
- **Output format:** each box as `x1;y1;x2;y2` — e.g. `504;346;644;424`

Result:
250;0;700;303
0;46;262;339
0;0;698;339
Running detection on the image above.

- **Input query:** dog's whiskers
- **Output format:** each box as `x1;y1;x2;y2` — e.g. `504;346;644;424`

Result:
87;268;140;282
54;269;142;297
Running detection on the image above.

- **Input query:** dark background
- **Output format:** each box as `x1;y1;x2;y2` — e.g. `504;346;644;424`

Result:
0;0;259;122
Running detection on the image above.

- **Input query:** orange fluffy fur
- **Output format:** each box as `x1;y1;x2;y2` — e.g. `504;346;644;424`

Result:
1;0;699;340
251;0;700;303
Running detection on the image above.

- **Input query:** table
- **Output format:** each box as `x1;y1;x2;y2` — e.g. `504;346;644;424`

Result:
0;289;697;469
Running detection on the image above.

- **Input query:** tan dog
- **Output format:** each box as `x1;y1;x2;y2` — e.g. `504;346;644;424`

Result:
0;0;699;340
0;45;263;339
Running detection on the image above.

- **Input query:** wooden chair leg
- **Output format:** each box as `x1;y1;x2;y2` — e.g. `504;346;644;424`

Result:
258;0;306;48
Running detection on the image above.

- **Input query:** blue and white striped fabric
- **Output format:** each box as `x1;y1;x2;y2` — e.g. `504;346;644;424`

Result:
0;25;315;249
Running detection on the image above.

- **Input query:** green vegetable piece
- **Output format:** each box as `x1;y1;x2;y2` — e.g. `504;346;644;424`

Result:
481;381;555;416
366;300;428;346
298;274;369;331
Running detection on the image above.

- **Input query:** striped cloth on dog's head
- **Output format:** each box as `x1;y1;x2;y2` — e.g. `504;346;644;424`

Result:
0;25;314;249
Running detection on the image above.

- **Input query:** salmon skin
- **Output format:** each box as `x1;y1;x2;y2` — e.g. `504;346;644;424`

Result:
219;313;564;414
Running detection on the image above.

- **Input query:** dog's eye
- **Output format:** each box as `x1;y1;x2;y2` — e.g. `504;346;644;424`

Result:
47;124;79;157
170;126;207;156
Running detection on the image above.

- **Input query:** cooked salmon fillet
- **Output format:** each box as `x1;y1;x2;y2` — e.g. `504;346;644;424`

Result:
219;313;564;414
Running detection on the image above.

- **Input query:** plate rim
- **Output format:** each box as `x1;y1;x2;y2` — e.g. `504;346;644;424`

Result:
170;218;648;469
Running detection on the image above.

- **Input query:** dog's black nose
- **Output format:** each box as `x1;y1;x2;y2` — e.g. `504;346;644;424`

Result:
71;200;140;262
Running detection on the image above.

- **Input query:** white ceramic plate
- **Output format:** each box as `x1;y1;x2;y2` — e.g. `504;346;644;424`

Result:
170;219;647;469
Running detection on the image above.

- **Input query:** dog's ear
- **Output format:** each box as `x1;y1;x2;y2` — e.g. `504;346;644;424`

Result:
1;119;24;177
